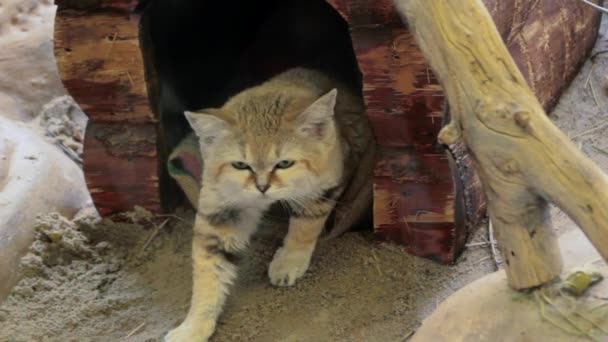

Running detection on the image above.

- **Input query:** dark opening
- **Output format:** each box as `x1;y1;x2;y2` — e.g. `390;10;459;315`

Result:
137;0;364;211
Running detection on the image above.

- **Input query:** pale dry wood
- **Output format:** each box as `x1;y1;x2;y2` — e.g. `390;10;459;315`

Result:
394;0;608;289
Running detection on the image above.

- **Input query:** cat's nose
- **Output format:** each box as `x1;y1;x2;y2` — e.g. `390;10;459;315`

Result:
256;183;270;194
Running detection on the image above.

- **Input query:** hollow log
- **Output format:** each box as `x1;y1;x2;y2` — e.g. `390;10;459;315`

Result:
54;0;598;266
394;0;608;289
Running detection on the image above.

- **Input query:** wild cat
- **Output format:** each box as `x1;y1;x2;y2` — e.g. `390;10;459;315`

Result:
165;68;375;341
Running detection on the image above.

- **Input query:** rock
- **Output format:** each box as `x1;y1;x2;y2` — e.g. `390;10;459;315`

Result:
0;117;92;303
411;260;607;341
411;223;608;341
0;0;64;122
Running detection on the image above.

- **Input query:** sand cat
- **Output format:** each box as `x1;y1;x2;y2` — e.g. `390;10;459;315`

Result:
165;68;375;342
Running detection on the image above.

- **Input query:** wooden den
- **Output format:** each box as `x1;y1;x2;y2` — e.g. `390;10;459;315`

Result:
53;0;600;264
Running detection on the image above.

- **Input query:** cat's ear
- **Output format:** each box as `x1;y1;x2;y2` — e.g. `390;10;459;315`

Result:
184;110;231;145
296;88;337;138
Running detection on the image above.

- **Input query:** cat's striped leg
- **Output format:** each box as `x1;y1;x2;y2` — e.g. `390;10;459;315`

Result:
268;212;329;287
165;208;261;342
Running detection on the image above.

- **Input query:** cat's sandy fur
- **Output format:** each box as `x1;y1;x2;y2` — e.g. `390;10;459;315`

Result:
165;68;374;342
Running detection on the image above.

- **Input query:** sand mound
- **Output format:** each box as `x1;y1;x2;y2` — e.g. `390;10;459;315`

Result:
0;209;194;341
35;96;87;165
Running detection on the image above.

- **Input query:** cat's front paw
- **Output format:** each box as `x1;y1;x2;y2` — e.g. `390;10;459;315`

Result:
268;246;313;287
164;320;214;342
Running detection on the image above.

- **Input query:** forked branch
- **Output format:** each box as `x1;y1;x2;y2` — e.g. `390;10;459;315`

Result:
394;0;608;289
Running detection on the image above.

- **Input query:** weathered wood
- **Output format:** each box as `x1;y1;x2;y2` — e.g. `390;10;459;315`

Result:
327;0;472;264
482;0;601;111
395;0;608;289
54;3;161;215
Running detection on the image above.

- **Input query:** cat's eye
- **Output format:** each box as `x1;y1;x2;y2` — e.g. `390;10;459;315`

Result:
231;161;250;170
275;160;295;169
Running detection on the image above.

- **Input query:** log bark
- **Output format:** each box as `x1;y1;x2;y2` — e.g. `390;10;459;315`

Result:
327;0;482;264
54;3;167;215
394;0;608;289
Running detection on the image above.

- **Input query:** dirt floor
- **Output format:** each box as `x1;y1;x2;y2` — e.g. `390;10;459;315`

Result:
2;6;608;342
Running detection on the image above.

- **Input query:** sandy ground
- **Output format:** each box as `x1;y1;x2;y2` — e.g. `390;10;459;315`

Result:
550;17;608;234
1;4;608;342
0;207;495;342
